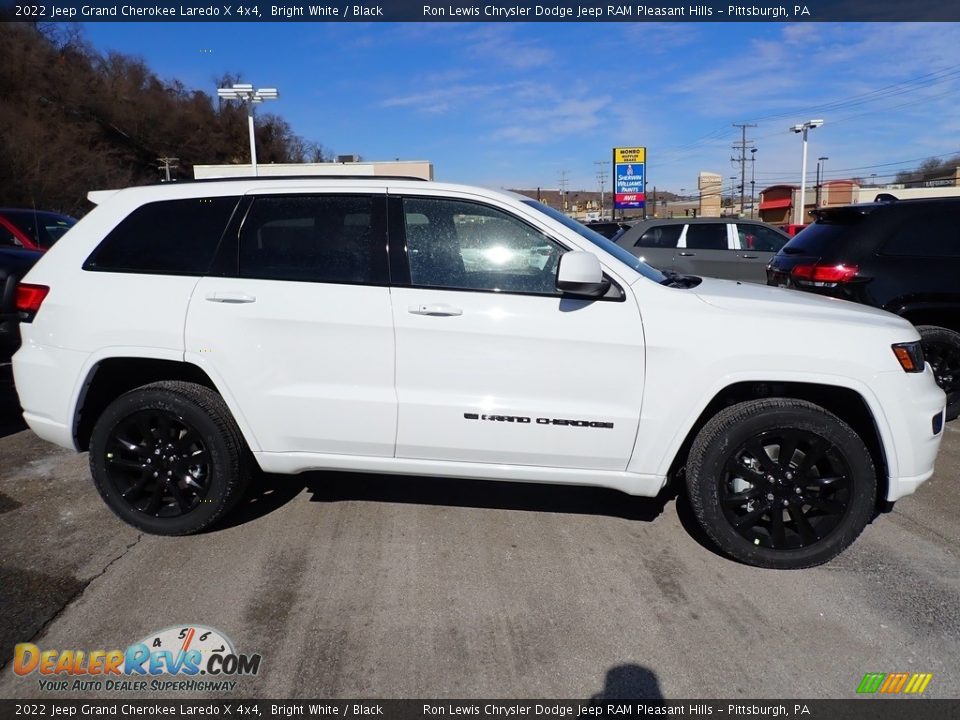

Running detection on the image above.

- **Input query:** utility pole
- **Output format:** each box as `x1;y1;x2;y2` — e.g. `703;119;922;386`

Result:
732;123;756;217
750;148;757;219
157;157;179;182
558;170;569;213
594;160;609;218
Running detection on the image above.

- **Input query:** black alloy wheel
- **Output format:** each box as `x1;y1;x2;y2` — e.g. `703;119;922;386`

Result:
103;409;211;517
719;429;851;550
917;326;960;422
686;398;876;569
90;381;250;535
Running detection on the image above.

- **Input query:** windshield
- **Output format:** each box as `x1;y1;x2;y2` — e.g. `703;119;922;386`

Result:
521;200;666;283
2;210;76;249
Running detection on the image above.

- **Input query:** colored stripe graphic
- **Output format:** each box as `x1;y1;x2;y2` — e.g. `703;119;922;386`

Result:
880;672;909;693
904;673;933;694
857;673;886;693
857;672;932;694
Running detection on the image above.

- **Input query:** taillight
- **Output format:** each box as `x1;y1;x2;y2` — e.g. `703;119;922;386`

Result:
790;263;859;286
15;283;49;322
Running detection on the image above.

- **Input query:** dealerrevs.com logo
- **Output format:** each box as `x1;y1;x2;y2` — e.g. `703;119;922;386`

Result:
13;625;262;693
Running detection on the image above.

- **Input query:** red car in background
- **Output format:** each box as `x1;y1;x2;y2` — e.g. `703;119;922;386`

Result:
0;208;77;251
779;223;808;237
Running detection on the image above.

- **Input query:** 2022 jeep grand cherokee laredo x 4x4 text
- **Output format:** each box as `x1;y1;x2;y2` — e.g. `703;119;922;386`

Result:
12;178;946;568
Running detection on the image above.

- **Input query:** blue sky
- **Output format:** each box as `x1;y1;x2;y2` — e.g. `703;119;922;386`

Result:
81;21;960;195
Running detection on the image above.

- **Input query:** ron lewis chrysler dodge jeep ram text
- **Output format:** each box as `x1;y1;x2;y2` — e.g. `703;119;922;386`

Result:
12;178;946;568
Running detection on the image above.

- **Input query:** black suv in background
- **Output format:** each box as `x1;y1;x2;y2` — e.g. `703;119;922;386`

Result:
767;197;960;420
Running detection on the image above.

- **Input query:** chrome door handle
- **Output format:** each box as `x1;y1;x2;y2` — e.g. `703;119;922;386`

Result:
740;254;759;259
408;304;463;317
206;292;257;304
678;251;695;257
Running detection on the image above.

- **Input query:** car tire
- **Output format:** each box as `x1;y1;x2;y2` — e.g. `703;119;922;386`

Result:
917;325;960;422
89;381;251;535
685;398;876;569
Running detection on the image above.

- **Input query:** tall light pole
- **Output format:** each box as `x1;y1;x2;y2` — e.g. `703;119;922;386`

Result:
217;83;279;176
815;156;829;208
790;119;823;225
750;148;757;219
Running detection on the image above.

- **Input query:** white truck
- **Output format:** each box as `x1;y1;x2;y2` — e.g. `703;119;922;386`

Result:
12;178;946;568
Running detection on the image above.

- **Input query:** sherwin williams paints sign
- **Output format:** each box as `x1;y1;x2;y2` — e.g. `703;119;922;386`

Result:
613;146;646;209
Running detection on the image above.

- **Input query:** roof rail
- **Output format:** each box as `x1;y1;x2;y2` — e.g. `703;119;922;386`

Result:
149;174;429;186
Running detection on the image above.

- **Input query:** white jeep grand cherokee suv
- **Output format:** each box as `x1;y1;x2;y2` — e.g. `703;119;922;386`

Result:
12;178;946;568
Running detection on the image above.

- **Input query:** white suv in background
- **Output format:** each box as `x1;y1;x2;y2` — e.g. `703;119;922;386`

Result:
12;177;946;568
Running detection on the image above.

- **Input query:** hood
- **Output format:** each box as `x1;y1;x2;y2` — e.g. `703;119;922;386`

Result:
689;277;912;331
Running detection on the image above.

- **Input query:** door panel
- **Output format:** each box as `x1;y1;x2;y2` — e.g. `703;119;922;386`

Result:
674;223;744;279
390;195;644;471
185;192;397;456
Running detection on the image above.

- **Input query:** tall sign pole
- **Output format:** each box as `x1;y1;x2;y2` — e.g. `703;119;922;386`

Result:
613;147;646;219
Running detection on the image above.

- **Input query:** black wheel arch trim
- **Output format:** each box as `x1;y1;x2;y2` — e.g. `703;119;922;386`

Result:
669;380;889;507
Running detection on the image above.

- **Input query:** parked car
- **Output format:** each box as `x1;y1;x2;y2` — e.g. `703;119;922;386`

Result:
0;208;77;251
615;217;790;283
0;247;43;352
13;178;945;568
767;197;960;421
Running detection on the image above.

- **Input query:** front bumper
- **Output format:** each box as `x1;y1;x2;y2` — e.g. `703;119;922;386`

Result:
871;365;946;502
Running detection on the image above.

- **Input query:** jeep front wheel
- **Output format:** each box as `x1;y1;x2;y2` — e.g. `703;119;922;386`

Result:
89;381;250;535
685;398;876;569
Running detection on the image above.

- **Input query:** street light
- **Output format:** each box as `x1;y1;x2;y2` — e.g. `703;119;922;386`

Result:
217;83;280;176
750;148;757;219
789;119;824;225
815;156;829;208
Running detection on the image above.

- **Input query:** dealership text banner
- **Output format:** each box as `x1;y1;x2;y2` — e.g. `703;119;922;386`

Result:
3;0;960;22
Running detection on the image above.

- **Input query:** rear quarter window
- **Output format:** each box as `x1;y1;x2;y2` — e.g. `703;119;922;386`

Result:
84;197;240;275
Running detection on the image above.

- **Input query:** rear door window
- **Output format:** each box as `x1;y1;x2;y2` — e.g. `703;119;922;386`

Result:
238;195;388;284
85;197;239;275
684;223;728;250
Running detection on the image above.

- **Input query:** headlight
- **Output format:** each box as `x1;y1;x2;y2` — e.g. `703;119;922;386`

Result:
892;341;925;373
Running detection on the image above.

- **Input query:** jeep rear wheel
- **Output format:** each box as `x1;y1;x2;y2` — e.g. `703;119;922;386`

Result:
89;381;250;535
686;399;876;569
917;325;960;422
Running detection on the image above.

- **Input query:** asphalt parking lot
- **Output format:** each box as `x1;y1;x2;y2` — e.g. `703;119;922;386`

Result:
0;356;958;699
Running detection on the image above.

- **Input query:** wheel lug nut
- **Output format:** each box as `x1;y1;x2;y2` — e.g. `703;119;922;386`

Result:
152;471;158;478
786;472;793;480
154;449;160;455
783;499;789;506
795;487;801;494
766;493;775;501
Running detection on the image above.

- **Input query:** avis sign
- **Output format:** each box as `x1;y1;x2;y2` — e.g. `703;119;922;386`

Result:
613;146;646;210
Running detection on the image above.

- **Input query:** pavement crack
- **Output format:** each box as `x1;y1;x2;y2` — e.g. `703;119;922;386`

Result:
0;532;144;672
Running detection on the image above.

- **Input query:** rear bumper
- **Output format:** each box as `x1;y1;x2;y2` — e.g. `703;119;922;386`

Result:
871;366;946;501
11;340;89;450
